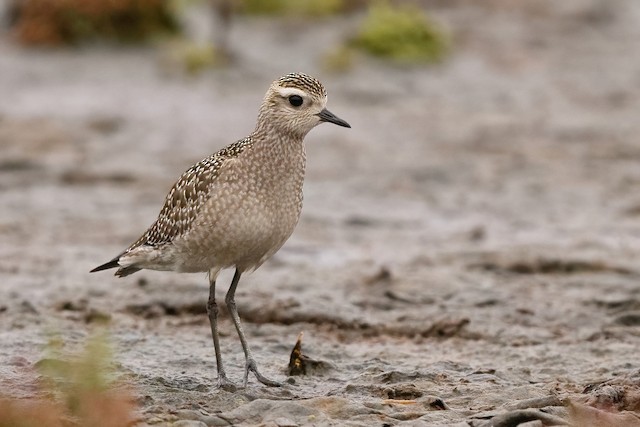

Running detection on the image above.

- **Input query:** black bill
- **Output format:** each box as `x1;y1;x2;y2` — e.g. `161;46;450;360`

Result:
317;108;351;128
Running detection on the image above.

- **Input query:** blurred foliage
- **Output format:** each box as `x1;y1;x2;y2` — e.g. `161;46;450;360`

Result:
322;45;355;73
0;399;65;427
351;1;448;64
0;332;137;427
162;40;230;75
11;0;180;46
239;0;348;17
180;42;225;74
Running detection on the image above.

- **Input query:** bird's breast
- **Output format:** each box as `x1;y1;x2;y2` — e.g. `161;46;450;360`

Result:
185;143;305;269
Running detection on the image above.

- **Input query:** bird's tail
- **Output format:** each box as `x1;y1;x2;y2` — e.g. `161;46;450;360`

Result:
90;255;141;277
90;258;120;273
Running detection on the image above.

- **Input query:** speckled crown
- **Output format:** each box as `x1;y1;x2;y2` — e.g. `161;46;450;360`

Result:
277;73;327;98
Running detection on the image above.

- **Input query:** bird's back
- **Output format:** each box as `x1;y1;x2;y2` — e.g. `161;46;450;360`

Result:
113;132;305;275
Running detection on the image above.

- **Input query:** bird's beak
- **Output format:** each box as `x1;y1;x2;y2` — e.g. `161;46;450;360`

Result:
317;109;351;128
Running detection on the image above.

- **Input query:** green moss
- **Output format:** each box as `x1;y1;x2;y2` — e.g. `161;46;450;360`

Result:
240;0;346;17
351;1;448;64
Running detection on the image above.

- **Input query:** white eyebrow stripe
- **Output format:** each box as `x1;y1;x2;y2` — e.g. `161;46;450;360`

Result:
277;87;307;98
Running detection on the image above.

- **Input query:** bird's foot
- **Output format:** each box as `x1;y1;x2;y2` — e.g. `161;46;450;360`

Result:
216;373;238;392
243;358;282;388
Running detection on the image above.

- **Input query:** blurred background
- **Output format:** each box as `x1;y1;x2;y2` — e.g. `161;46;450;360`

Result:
2;0;640;426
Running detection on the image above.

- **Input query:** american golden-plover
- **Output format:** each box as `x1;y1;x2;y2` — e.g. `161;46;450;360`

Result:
91;73;350;388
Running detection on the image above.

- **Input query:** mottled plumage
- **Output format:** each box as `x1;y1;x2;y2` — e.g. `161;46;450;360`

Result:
277;73;327;99
91;73;350;388
142;137;254;247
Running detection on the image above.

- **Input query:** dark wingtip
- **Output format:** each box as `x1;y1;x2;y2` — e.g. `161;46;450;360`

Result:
90;258;120;273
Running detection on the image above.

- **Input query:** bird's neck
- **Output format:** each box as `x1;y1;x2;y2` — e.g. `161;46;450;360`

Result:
247;127;306;186
253;120;306;146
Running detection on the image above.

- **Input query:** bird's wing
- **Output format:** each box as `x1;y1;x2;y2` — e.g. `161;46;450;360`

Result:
126;136;254;251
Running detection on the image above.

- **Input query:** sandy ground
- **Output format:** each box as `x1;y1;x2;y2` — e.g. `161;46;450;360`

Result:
2;0;640;425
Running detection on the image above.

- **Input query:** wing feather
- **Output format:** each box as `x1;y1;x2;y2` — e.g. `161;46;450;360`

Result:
125;136;254;252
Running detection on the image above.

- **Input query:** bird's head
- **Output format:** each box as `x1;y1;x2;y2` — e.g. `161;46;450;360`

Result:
257;73;350;137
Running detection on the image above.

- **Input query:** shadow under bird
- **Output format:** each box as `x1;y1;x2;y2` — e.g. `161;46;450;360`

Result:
91;73;351;388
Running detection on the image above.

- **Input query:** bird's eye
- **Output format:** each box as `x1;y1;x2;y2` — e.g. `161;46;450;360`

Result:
288;95;303;107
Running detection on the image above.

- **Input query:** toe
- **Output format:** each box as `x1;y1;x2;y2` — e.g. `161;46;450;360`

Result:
216;375;238;392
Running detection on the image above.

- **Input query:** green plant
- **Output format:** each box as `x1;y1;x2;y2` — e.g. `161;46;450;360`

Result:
0;332;136;427
13;0;180;45
351;1;449;64
240;0;346;17
161;40;230;75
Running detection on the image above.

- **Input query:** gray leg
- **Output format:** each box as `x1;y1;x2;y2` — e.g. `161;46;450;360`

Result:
226;268;281;387
207;271;236;390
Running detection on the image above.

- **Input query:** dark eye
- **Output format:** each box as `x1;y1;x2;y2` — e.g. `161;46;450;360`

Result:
288;95;303;107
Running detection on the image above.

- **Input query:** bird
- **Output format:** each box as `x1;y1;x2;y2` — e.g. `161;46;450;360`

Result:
91;73;351;389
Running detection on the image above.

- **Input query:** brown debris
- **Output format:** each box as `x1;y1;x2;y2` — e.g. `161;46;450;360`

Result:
287;332;332;377
288;332;306;376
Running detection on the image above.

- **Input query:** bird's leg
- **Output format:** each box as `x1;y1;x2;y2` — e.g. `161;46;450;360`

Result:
225;269;282;387
207;270;236;390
